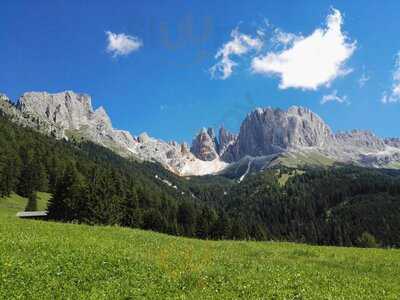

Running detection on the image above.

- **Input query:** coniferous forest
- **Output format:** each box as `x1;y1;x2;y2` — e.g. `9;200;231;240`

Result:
0;114;399;248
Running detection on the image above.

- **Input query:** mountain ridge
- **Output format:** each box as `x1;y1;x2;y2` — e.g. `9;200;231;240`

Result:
2;90;400;177
0;91;228;176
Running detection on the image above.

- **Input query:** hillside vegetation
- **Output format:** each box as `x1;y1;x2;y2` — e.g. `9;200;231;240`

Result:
1;115;400;247
1;194;400;299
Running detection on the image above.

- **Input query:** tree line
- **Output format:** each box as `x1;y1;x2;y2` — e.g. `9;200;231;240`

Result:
0;114;399;247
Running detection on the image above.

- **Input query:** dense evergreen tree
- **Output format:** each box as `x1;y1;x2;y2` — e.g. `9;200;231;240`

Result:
47;164;87;221
25;192;38;211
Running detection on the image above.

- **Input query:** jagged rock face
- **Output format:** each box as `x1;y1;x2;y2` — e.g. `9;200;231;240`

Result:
190;128;219;161
334;130;386;152
16;91;138;152
0;93;43;129
138;132;151;143
225;106;333;161
14;91;207;174
218;126;237;156
360;151;400;168
3;90;400;176
217;107;400;170
0;94;10;105
0;94;19;119
207;128;217;142
17;91;95;136
0;91;227;176
384;138;400;148
181;143;190;155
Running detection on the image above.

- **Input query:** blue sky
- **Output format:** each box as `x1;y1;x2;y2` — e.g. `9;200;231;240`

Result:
1;1;400;143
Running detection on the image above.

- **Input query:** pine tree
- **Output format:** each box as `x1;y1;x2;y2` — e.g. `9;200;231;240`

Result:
178;201;197;237
357;232;378;248
47;164;86;221
25;192;38;211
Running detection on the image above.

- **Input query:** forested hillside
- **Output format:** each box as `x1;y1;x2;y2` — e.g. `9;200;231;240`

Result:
0;114;399;247
0;114;229;237
222;167;400;247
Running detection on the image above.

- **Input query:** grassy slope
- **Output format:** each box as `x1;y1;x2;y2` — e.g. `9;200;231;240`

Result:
36;192;52;211
278;151;335;169
1;194;400;299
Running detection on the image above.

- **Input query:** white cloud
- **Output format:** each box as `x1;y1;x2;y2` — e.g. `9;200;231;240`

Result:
256;29;266;37
320;90;349;105
251;8;356;90
210;28;262;79
382;52;400;103
106;31;142;57
271;28;300;48
358;72;370;87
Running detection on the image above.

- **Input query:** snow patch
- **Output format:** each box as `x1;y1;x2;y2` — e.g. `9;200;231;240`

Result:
180;158;229;176
238;158;253;182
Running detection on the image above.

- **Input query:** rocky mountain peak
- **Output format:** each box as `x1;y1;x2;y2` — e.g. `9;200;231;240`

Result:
0;93;10;102
384;138;400;148
16;91;97;134
207;127;216;140
0;93;17;118
180;143;190;155
224;106;333;161
92;106;113;131
287;105;313;116
191;127;219;161
0;93;12;112
334;130;386;152
138;132;151;143
0;91;230;176
218;126;237;156
3;90;400;176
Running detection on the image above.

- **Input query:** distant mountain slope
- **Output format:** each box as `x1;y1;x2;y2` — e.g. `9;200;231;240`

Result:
0;91;227;176
2;91;400;178
193;106;400;177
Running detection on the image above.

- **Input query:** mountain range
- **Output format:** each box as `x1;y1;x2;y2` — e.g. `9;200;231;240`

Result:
1;90;400;178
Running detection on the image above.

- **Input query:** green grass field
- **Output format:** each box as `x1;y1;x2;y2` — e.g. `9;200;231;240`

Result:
1;194;400;299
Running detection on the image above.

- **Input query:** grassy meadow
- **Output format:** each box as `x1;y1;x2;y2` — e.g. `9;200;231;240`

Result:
0;193;399;299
